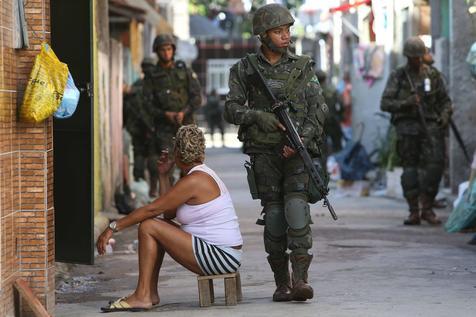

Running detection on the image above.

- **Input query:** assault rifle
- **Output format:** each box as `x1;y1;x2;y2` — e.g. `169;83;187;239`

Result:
247;57;338;221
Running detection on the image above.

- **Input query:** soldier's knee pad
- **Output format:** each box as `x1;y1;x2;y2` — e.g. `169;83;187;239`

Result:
264;202;287;237
284;193;310;230
401;167;419;197
288;226;312;251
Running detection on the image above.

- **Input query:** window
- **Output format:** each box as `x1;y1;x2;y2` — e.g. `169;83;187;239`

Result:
206;59;238;95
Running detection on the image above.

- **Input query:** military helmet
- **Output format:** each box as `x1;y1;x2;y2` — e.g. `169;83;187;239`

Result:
153;34;176;52
252;4;294;36
403;36;426;57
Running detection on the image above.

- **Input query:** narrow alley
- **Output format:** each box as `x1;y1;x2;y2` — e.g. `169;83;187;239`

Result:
1;1;476;316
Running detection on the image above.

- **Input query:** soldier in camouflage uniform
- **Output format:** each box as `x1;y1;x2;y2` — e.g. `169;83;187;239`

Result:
316;70;344;153
381;37;452;226
225;4;328;302
123;58;156;181
143;34;202;196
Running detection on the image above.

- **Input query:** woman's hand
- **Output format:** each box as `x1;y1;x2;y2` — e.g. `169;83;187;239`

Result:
157;150;175;175
96;228;113;255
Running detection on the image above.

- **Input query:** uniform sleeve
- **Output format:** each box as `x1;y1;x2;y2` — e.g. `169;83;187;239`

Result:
224;60;257;125
184;68;203;114
302;74;328;146
380;70;406;113
126;86;154;133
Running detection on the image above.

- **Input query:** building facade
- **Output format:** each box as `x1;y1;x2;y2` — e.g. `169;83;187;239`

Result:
0;0;55;315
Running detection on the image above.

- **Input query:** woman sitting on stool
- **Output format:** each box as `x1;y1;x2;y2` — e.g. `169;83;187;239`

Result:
97;125;243;312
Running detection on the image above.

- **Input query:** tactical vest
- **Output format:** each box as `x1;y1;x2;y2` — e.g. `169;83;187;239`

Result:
243;54;315;146
151;61;190;112
392;66;444;124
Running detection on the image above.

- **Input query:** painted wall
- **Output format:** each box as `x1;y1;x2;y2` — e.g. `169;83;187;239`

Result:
449;0;476;190
351;51;391;155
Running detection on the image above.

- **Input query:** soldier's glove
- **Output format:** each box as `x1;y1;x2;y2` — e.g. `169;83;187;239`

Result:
254;111;280;132
401;94;420;109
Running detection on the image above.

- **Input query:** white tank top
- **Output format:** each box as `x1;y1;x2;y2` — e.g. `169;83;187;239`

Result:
175;164;243;247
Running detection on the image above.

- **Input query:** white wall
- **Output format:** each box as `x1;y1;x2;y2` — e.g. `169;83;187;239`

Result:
156;0;190;39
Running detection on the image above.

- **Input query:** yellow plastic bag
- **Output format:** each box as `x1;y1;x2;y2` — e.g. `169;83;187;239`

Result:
20;43;69;123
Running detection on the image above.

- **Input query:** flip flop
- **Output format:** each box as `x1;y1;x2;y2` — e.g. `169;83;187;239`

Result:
101;298;150;313
108;297;159;307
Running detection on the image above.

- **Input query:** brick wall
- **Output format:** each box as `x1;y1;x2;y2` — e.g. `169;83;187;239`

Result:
0;0;54;316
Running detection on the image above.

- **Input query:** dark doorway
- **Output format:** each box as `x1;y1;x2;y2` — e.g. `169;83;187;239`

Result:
51;1;94;264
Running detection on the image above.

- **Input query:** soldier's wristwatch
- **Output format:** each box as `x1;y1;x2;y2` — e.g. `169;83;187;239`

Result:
108;221;118;233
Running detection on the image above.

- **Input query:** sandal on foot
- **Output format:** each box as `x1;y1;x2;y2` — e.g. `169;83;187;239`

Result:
108;297;159;308
101;298;150;313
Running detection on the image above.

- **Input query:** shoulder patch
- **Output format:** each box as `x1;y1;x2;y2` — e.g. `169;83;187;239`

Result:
321;103;329;114
191;72;198;79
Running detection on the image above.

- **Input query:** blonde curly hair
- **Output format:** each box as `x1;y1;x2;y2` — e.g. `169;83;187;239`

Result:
174;125;206;164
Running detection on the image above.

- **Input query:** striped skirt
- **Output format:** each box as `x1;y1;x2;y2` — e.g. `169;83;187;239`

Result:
192;236;242;275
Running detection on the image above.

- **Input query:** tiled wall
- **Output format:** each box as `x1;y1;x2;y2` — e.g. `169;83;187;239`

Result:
0;0;54;316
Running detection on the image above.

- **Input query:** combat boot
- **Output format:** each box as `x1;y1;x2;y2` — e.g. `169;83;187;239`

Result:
267;255;292;302
420;194;442;225
290;253;314;301
403;196;420;225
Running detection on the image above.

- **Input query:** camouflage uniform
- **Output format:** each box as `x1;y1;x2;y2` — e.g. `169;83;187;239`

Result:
142;34;202;194
123;59;156;180
225;4;328;302
317;70;343;153
144;61;202;154
380;37;452;225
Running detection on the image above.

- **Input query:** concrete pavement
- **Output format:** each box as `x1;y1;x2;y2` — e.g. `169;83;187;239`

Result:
56;147;476;317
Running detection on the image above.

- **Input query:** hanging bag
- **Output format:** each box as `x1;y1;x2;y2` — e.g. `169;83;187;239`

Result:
53;72;80;119
19;43;68;123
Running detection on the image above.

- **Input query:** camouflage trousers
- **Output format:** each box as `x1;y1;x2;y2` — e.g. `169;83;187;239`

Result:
396;124;445;201
250;153;313;257
132;137;151;181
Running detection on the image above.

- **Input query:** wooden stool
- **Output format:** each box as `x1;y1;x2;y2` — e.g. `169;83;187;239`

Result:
197;272;242;307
